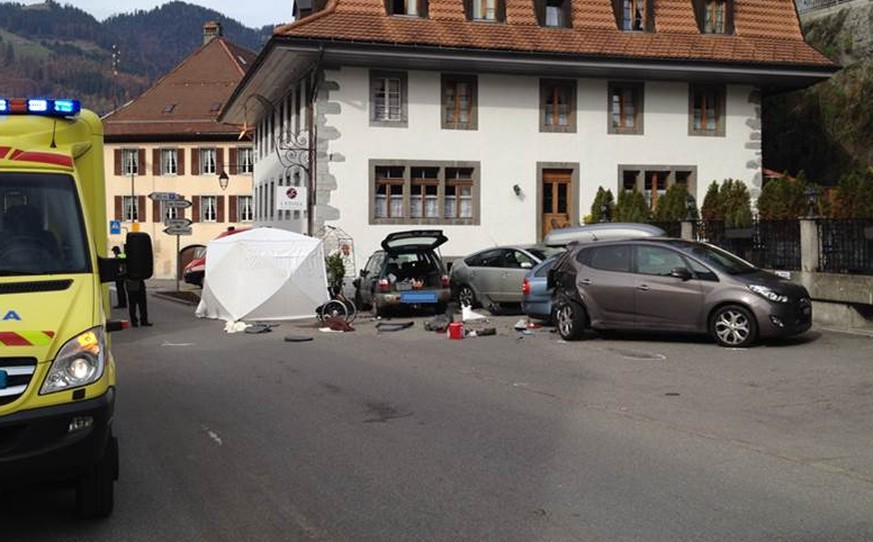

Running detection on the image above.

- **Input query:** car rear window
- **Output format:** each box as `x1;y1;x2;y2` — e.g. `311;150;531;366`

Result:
588;245;632;273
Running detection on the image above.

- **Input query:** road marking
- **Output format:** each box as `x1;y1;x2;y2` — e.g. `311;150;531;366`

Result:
201;425;223;445
162;342;195;347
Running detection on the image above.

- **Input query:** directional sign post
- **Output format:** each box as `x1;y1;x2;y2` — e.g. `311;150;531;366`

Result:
148;192;181;202
165;199;192;209
163;225;192;236
163;218;193;228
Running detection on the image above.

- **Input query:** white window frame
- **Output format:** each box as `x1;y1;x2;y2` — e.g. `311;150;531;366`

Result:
200;148;217;175
238;147;254;174
238;196;254;222
160;148;178;176
122;148;138;175
122;195;139;222
200;195;218;222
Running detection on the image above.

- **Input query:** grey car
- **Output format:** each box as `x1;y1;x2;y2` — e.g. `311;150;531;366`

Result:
549;238;812;347
450;245;564;309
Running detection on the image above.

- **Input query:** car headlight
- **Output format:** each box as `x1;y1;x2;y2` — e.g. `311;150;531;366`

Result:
40;326;106;394
748;284;789;304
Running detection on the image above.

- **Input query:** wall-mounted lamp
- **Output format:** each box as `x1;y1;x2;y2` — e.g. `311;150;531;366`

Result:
512;184;522;197
685;194;697;220
218;170;229;191
805;186;818;218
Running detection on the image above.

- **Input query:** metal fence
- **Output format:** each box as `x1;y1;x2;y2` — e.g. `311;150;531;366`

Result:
655;218;872;275
818;219;873;275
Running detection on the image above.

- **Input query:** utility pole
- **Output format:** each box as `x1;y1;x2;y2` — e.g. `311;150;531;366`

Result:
111;44;120;111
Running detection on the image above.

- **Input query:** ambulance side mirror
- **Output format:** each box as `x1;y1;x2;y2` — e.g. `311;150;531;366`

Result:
97;256;124;284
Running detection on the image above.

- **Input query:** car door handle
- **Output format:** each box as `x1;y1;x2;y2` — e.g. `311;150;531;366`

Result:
637;284;650;291
579;278;592;285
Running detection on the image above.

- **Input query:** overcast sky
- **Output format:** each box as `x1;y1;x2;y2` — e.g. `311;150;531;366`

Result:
23;1;292;28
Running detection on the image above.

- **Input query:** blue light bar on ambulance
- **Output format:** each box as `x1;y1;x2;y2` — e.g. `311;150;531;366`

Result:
0;98;81;117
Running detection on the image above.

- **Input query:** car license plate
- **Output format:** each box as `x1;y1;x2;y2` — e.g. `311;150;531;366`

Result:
400;290;438;304
0;370;7;390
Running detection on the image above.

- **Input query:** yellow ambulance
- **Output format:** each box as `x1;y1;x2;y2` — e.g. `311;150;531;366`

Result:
0;98;152;517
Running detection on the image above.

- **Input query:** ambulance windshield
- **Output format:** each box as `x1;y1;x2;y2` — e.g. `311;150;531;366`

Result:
0;173;90;276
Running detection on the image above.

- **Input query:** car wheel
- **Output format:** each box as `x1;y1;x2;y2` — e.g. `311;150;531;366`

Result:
76;433;118;519
710;304;758;347
458;285;476;308
555;301;587;341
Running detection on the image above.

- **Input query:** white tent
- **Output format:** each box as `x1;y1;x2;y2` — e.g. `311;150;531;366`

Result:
195;228;329;322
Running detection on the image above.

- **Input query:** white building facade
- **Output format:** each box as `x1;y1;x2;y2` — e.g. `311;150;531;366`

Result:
224;0;837;267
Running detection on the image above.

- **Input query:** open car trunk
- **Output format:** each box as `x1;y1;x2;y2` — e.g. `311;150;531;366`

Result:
385;252;444;293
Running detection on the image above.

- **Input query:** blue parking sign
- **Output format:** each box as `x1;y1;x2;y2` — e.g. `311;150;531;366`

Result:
110;220;121;235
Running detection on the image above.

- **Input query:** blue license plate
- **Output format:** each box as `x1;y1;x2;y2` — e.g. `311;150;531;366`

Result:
0;370;7;390
400;290;439;304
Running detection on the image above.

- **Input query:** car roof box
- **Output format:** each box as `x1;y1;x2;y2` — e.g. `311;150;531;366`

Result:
543;223;666;247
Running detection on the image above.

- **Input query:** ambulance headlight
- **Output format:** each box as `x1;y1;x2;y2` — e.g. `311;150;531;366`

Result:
41;327;106;394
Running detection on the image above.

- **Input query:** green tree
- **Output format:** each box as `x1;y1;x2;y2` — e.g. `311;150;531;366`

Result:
720;179;753;229
700;181;722;221
587;186;615;224
654;183;695;221
757;172;809;219
832;167;873;218
614;187;651;223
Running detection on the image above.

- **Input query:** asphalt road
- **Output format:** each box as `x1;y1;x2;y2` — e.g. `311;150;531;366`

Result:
3;293;873;541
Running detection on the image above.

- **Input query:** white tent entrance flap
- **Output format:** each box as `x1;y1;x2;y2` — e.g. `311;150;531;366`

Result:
195;228;329;322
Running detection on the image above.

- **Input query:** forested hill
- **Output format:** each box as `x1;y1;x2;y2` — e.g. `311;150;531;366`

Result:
0;0;271;115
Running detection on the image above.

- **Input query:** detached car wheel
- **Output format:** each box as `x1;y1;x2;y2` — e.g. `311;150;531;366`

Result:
458;285;476;308
556;301;587;341
710;304;758;347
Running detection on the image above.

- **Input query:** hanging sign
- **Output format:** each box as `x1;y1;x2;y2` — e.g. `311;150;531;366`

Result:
277;185;307;211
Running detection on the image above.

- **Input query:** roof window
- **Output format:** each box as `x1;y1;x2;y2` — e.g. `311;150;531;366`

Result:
386;0;428;17
612;0;653;32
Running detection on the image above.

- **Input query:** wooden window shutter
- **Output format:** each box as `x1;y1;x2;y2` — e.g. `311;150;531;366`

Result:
725;0;735;34
230;195;238;222
137;149;146;175
645;0;654;31
114;196;122;220
693;0;704;31
152;199;161;223
228;148;238;175
418;0;428;18
191;148;200;175
177;148;185;175
152;149;161;175
563;0;572;28
534;0;545;25
216;147;225;174
496;0;506;22
192;196;201;223
463;0;472;20
383;0;391;14
611;0;622;29
114;149;121;175
137;196;146;221
217;195;225;223
178;195;186;220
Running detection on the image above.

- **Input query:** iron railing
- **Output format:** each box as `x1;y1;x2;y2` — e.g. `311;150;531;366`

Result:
818;219;873;275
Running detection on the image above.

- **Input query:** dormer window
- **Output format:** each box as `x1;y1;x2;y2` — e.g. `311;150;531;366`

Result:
464;0;505;22
613;0;653;32
386;0;428;17
536;0;571;28
695;0;733;34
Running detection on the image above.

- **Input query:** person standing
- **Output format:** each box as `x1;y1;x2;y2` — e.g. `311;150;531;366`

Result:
126;250;152;327
111;246;127;309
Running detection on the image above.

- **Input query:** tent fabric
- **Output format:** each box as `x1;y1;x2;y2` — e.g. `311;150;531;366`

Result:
195;228;329;322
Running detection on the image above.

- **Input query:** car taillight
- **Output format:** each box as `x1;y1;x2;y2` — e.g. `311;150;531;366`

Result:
378;279;391;292
441;275;450;288
522;278;530;296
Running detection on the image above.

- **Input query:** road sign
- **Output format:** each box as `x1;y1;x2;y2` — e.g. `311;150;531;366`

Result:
109;219;121;235
163;218;193;228
148;192;181;201
164;199;192;209
163;225;193;236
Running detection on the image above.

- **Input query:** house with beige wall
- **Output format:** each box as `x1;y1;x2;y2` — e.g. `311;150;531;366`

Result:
103;22;257;279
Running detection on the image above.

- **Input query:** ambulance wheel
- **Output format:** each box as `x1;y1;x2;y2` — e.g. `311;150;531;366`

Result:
76;434;118;519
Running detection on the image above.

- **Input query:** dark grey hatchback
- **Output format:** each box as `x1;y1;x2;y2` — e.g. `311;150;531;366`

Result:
549;238;812;347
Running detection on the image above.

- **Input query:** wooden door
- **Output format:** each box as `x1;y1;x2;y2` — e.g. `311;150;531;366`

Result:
542;169;572;237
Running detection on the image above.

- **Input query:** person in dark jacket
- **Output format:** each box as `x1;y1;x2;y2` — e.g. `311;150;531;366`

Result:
111;246;127;309
125;245;151;327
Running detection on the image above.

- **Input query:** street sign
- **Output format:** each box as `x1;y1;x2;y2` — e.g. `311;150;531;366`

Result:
109;219;121;235
163;225;192;236
163;218;193;228
164;199;192;209
148;191;181;201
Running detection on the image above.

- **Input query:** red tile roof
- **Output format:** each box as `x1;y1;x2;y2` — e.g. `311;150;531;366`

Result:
104;37;257;141
273;0;833;68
